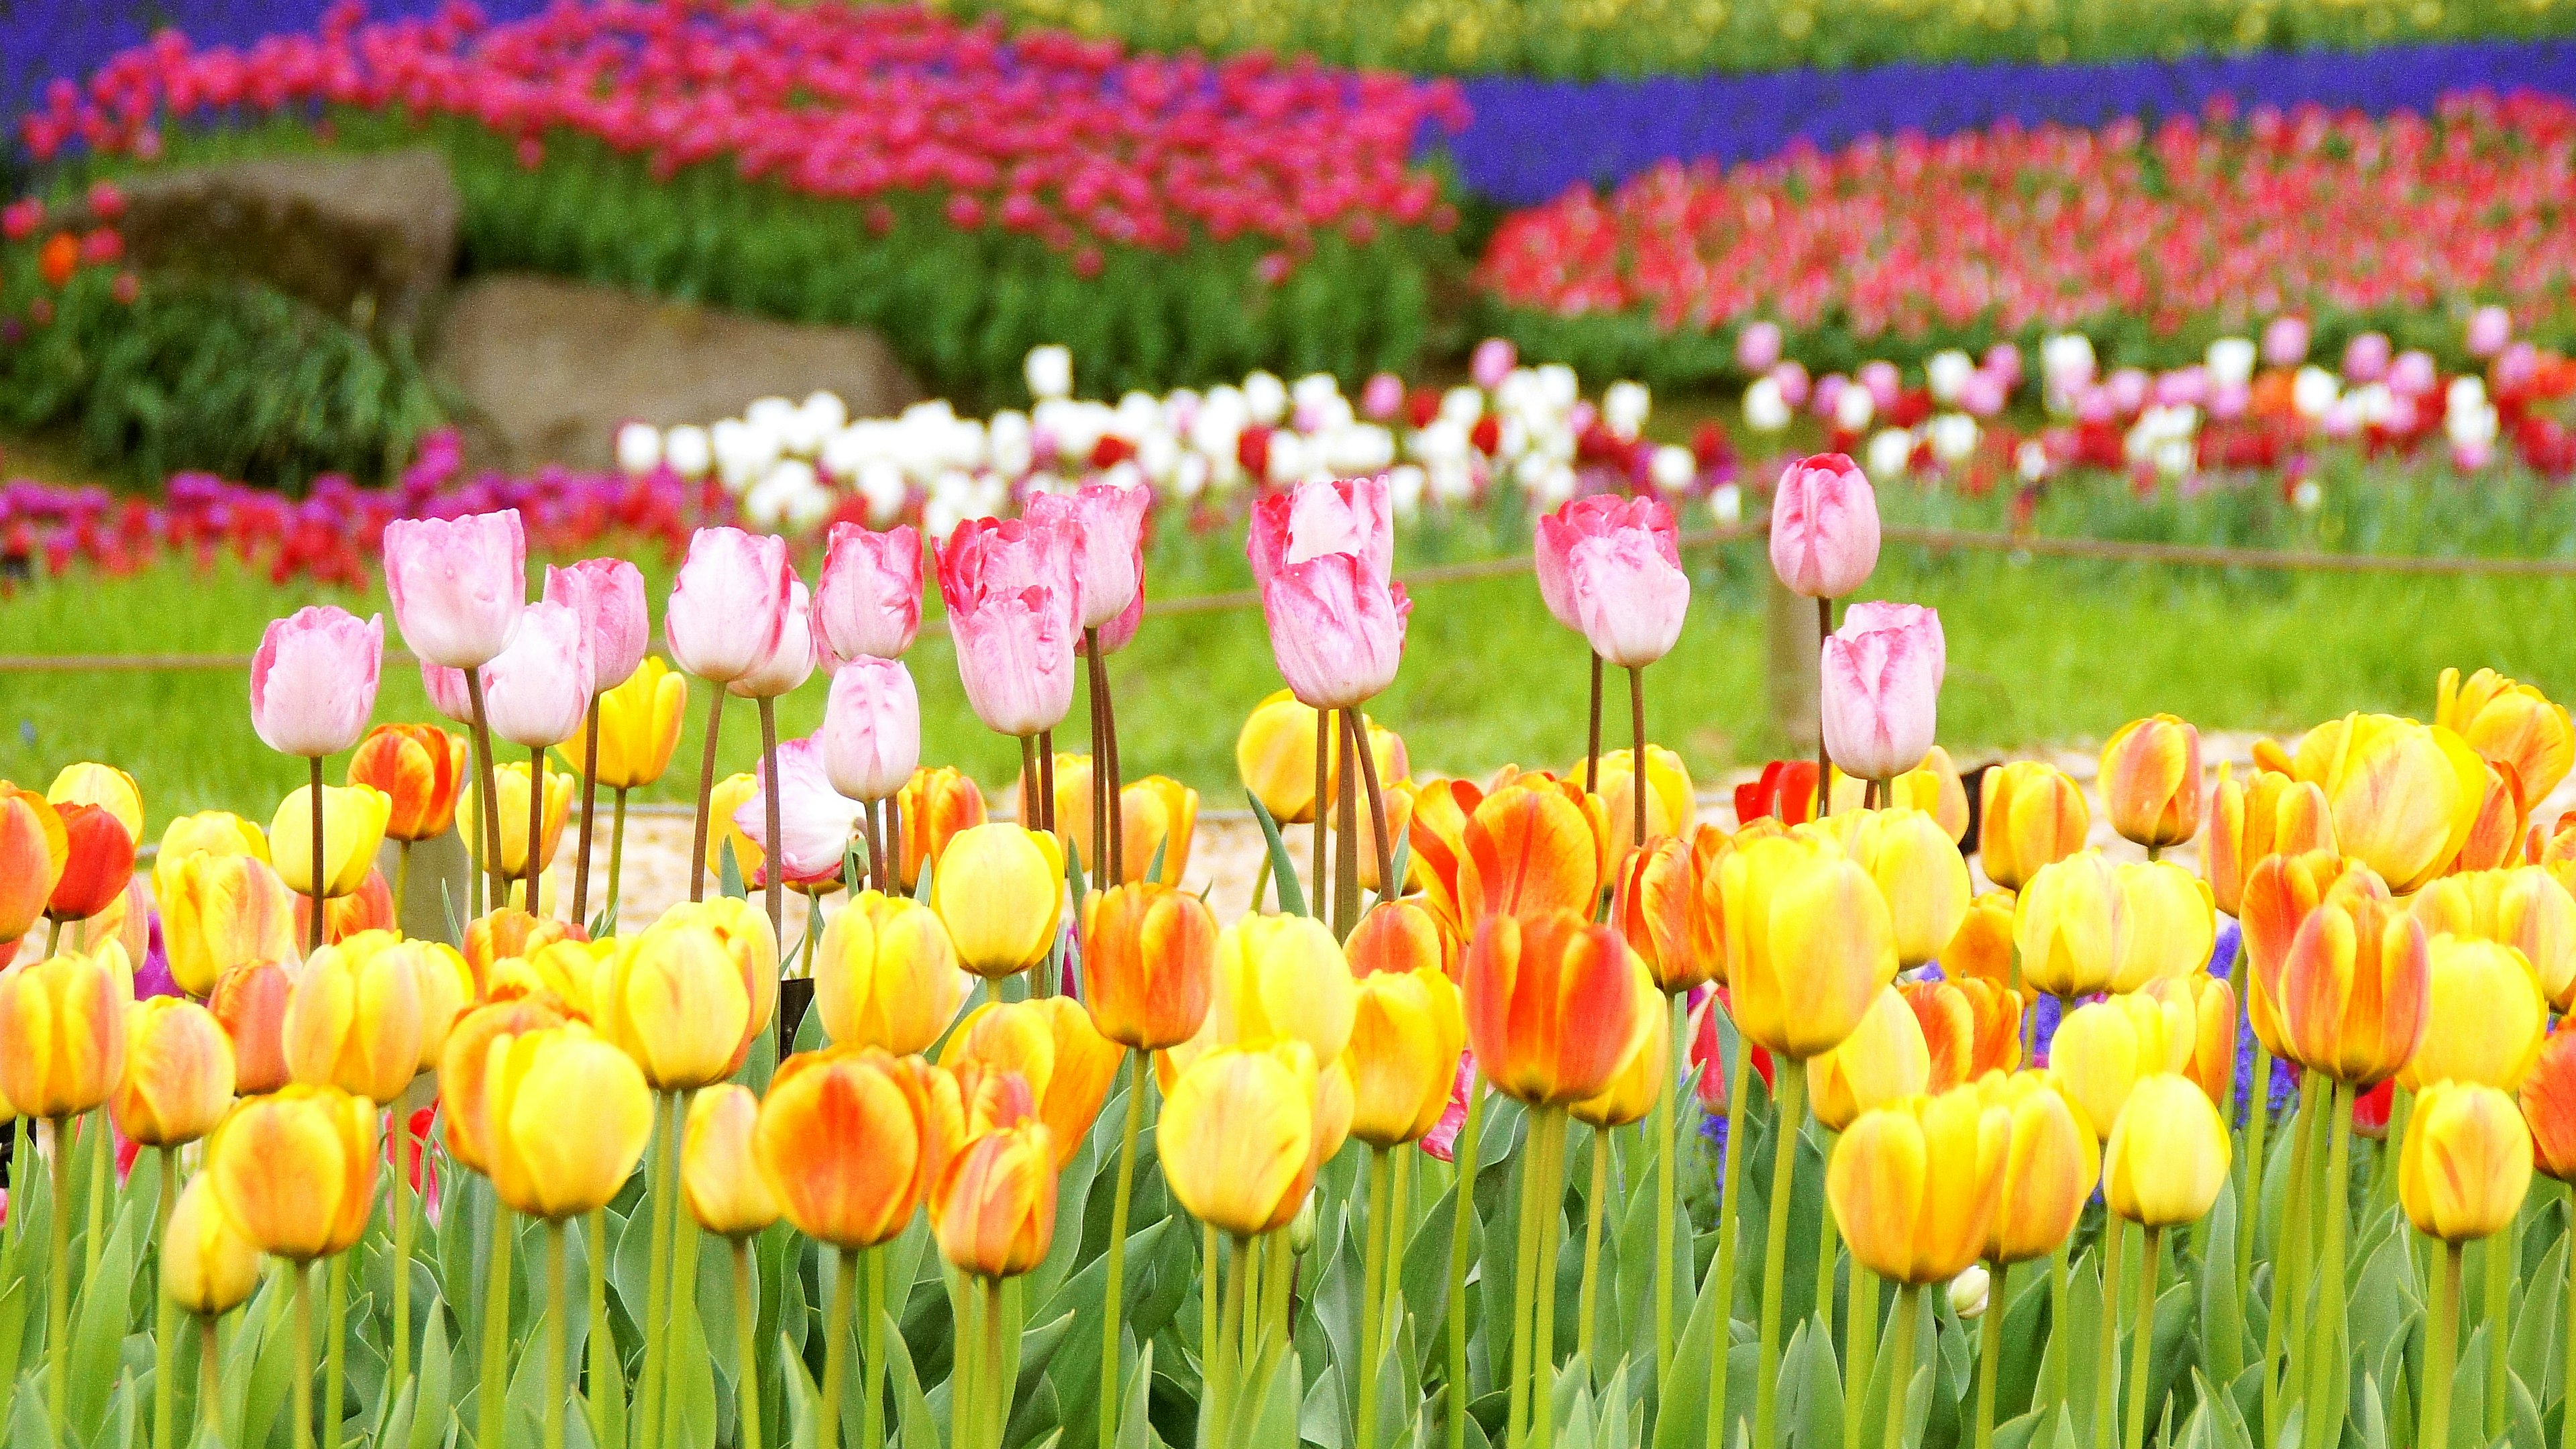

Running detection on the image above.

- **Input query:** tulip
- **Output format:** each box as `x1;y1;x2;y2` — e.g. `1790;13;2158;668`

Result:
1028;481;1151;634
731;738;865;888
160;851;299;997
1248;477;1409;710
437;994;574;1176
664;526;792;686
2403;1080;2532;1243
2203;765;2336;917
1828;1087;2007;1284
1462;908;1647;1106
821;657;921;804
209;1082;379;1259
1536;493;1690;667
482;599;596;749
1977;761;2088;892
1347;967;1467;1145
938;515;1081;736
47;762;141;839
1615;834;1707;992
1811;985;1931;1131
486;1025;653;1219
396;938;474;1070
896;766;987;891
1975;1072;2096;1263
2049;991;2192;1138
347;725;468;842
250;606;383;758
1083;882;1219;1050
1903;977;2021;1086
2523;1027;2576;1182
486;938;604;1021
1588;745;1693;863
815;521;924;665
661;896;780;1059
460;908;579;995
1348;896;1458;983
2398;936;2546;1092
1770;453;1880;598
816;890;969;1056
1458;779;1608;927
930;1110;1057;1278
48;802;136;923
284;930;425;1105
755;1046;939;1249
2139;973;2239;1108
1820;601;1943;784
1571;970;1667;1130
1937;890;2022;1000
1884;745;1971;843
1720;833;1898;1059
458;764;570;884
382;510;527;670
210;961;295;1096
2108;860;2216;991
2097;714;2202;851
941;998;1124;1165
2014;851;2127;1000
596;920;754;1093
542;557;649;693
0;945;128;1118
705;771;763;885
1203;912;1358;1065
932;824;1065;979
1832;806;1970;969
2278;712;2488;894
1238;690;1332;824
1053;759;1201;887
2438;666;2573;807
163;1173;260;1317
0;784;66;943
2099;1073;2231;1229
2454;763;2527;874
570;657;688;791
1159;1042;1318;1237
2411;866;2576;1008
729;578;818;701
268;784;390;899
684;1083;782;1238
110;998;235;1146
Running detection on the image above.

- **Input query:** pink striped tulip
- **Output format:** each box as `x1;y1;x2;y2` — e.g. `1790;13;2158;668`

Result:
1026;483;1150;635
939;517;1080;737
1770;453;1881;599
814;523;924;665
1536;494;1688;667
1821;601;1944;782
665;527;794;685
731;580;819;700
542;557;649;692
481;601;596;749
820;657;922;803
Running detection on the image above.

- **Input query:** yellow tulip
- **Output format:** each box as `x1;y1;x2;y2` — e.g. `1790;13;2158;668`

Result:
268;784;393;898
1975;1071;2096;1264
1830;806;1970;969
705;771;762;884
2401;1079;2534;1242
1587;745;1696;863
1978;761;2088;892
1237;689;1330;825
1159;1042;1318;1238
283;929;425;1105
684;1083;783;1239
486;938;608;1022
1886;745;1971;843
2438;666;2573;807
929;1106;1058;1280
932;824;1065;979
48;761;143;841
1719;833;1898;1059
164;1173;261;1316
2108;860;2216;992
1939;891;2023;1002
594;920;753;1092
1811;985;1931;1132
151;810;269;904
2203;765;2336;919
1827;1087;2009;1285
816;890;969;1057
2101;1074;2231;1226
160;851;299;998
2139;974;2239;1110
564;655;688;790
1347;967;1467;1144
2014;851;2127;1000
1205;912;1358;1065
2282;712;2488;894
2049;992;2192;1140
486;1024;654;1220
460;764;572;881
436;994;573;1175
0;945;131;1118
654;898;780;1063
207;1084;378;1260
110;998;235;1146
2398;936;2546;1092
2412;867;2576;1009
398;938;476;1072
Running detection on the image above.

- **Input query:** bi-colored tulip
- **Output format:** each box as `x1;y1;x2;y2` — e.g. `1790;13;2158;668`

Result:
2398;935;2546;1092
1938;891;2022;1002
48;802;136;922
486;938;606;1021
0;784;66;943
111;998;235;1146
597;919;754;1091
1811;985;1932;1131
1574;968;1670;1129
568;657;688;790
382;510;527;670
2109;860;2216;991
163;1173;261;1316
160;851;299;998
2412;866;2576;1008
814;521;924;665
1081;882;1219;1050
684;1084;784;1238
2098;713;2203;849
932;824;1065;978
1462;907;1646;1106
347;725;468;842
663;525;793;686
2049;992;2192;1140
1587;745;1694;863
1902;977;2021;1087
1535;492;1689;668
2101;1073;2231;1226
2438;665;2574;807
210;961;294;1096
2277;712;2487;894
814;890;967;1055
250;605;384;758
1457;778;1608;926
2013;851;2127;1000
486;1024;653;1219
1027;480;1150;634
2203;765;2336;918
1721;832;1898;1059
2401;1080;2534;1242
1615;834;1705;991
0;945;129;1118
1347;967;1467;1144
481;599;596;749
1053;759;1200;886
897;765;987;892
941;998;1124;1165
1827;1087;2007;1285
207;1083;379;1260
1159;1042;1318;1237
1819;600;1943;784
541;556;650;692
461;908;580;994
1974;1072;2096;1263
1248;476;1409;709
1977;761;2089;892
284;930;427;1104
2518;1026;2576;1181
929;1108;1059;1279
754;1045;939;1249
820;656;922;803
460;763;572;884
1347;896;1459;983
268;784;391;898
437;994;573;1175
1831;806;1970;968
1770;452;1880;599
938;515;1081;734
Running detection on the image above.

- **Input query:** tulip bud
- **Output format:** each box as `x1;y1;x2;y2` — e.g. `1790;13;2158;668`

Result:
1903;977;2021;1087
2412;867;2576;1009
2522;1027;2576;1182
1937;891;2021;1001
485;1024;653;1220
814;890;967;1056
207;1083;379;1260
1978;762;2088;892
2204;765;2335;918
164;1173;261;1317
1588;745;1694;867
210;960;295;1096
0;785;66;943
2402;1080;2533;1243
2098;714;2203;849
487;938;607;1022
160;851;299;998
1884;745;1970;844
1462;908;1644;1106
250;606;384;759
1820;602;1943;784
2283;712;2488;894
1459;777;1611;926
1827;1087;2008;1285
929;1112;1058;1279
2049;992;2192;1139
458;764;571;883
1082;883;1219;1051
1028;481;1151;635
542;557;650;694
729;578;818;700
1770;453;1880;599
932;824;1065;979
1811;985;1931;1132
2014;851;2127;1000
1832;807;1970;969
940;517;1081;733
1347;967;1468;1144
111;998;235;1146
2108;860;2216;991
755;1045;939;1250
1248;477;1408;710
482;600;596;749
820;657;922;804
1949;1264;1992;1320
596;919;753;1092
814;522;924;665
284;930;427;1105
1534;494;1689;668
664;526;794;686
684;1084;783;1239
2101;1073;2231;1226
48;802;136;923
382;511;527;670
1573;969;1670;1130
2438;667;2573;810
2398;935;2546;1092
462;908;580;995
268;784;392;899
1160;1042;1318;1238
1236;690;1330;825
1615;835;1706;992
565;657;688;792
347;726;468;843
1720;833;1898;1059
0;945;129;1118
1975;1071;2096;1264
896;767;987;892
1348;896;1458;983
438;995;572;1176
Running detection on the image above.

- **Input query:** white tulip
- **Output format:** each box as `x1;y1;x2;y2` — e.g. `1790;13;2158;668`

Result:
1649;444;1697;495
613;421;663;476
1438;386;1485;427
1741;376;1792;433
1243;371;1289;426
1603;380;1650;441
2292;366;2340;420
2204;337;2258;390
663;424;712;480
1387;464;1428;517
1024;344;1075;401
1708;482;1744;526
857;460;908;525
1926;349;1975;404
1948;1265;1990;1321
1866;427;1914;482
1928;412;1980;464
1536;364;1580;413
1833;383;1877;431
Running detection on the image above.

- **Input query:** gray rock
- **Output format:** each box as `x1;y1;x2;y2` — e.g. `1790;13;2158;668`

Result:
428;273;920;473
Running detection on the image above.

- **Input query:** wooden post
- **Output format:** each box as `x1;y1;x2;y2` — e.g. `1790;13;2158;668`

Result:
1766;572;1822;753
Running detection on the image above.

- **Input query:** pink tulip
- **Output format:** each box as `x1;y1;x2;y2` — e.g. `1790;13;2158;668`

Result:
665;526;793;684
731;737;864;888
813;522;924;665
1768;453;1880;600
1470;338;1517;390
1735;321;1783;373
1820;600;1944;782
819;656;921;802
381;510;526;669
421;662;472;723
1025;482;1149;634
1360;372;1405;421
1248;474;1395;595
2387;350;2437;398
250;605;383;757
2343;332;2392;382
731;580;818;700
1535;494;1688;667
2468;305;2512;358
541;558;649;692
1770;362;1811;409
1858;360;1901;411
1252;476;1411;709
1981;343;2022;388
938;517;1080;737
480;600;595;749
2263;316;2311;367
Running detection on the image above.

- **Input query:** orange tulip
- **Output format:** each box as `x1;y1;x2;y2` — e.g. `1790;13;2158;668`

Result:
2398;936;2547;1093
1978;761;2088;892
2098;714;2204;849
1053;757;1201;888
346;723;468;843
2411;866;2576;1008
1406;776;1482;929
1462;907;1646;1106
896;765;987;892
1081;882;1219;1050
462;908;581;996
2518;1025;2576;1182
1458;780;1609;927
1721;832;1898;1059
1827;1087;2010;1285
928;1104;1057;1279
1615;835;1707;992
293;867;398;948
209;960;296;1096
283;930;427;1105
0;945;129;1118
437;994;573;1175
207;1083;378;1260
2453;763;2529;875
1903;977;2020;1089
1572;969;1669;1130
2279;712;2487;894
0;784;67;943
941;998;1124;1166
1346;896;1458;983
754;1045;940;1250
816;890;969;1057
1938;892;2023;1002
1886;745;1971;843
1159;1042;1318;1237
110;998;235;1146
160;851;299;998
1811;986;1931;1132
2203;765;2337;918
1347;967;1467;1145
2438;666;2574;807
1684;823;1738;984
2238;851;2380;1055
684;1084;784;1238
48;802;135;923
1975;1071;2096;1265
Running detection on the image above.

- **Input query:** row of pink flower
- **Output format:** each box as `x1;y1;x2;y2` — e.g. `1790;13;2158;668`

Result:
24;0;1466;259
1477;92;2576;345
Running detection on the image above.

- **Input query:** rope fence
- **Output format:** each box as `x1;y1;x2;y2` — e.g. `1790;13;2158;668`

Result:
5;517;2572;675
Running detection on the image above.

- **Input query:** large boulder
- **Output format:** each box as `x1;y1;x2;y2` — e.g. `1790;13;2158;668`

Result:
107;147;460;332
429;274;921;472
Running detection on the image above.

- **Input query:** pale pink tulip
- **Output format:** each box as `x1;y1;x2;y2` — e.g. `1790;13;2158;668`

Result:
1248;474;1395;594
731;580;818;700
421;662;472;723
250;605;382;757
2263;316;2311;367
938;517;1080;737
1026;483;1150;634
813;522;924;665
1470;338;1517;390
731;737;863;888
541;558;649;692
1820;600;1944;782
819;656;920;802
2469;305;2513;358
665;527;792;684
1536;495;1688;666
480;600;595;749
1770;453;1881;599
381;510;526;669
1360;372;1405;420
1250;475;1410;708
1735;321;1783;372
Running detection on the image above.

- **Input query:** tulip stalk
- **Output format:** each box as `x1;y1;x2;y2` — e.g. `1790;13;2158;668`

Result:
45;1117;70;1436
2562;1228;2576;1449
605;788;631;924
2263;1076;2322;1444
2483;1212;2516;1442
478;1209;515;1449
759;698;786;951
2235;1038;2273;1295
2091;1221;2125;1449
1973;1259;2005;1449
324;1254;350;1449
865;1248;890;1449
2045;1246;2071;1417
1530;1111;1568;1449
687;686;729;904
1843;1266;1878;1449
307;755;328;954
1882;1284;1923;1449
524;745;547;920
1651;994;1680;1389
393;1118;419;1395
638;1095;679;1449
1334;709;1364;936
572;701;602;927
290;1262;316;1449
1705;1033;1753;1449
1816;1130;1842;1344
1447;1076;1485;1449
1583;651;1604;796
1813;598;1835;818
2307;1081;2356;1449
200;1318;221;1442
463;668;511;910
1348;708;1396;905
1360;1145;1395;1449
2420;1242;2462;1449
152;1146;178;1449
1311;710;1332;922
2122;1228;2161;1449
83;1109;108;1279
543;1222;569;1449
821;1250;858;1449
1101;1054;1149;1449
588;1209;616;1448
1212;1235;1247;1430
1576;1132;1608;1369
1752;1061;1809;1449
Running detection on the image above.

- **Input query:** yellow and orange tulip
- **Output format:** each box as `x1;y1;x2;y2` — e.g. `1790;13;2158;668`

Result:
436;994;573;1175
110;998;235;1146
1827;1087;2009;1285
0;944;129;1118
1978;761;2088;892
596;919;754;1092
929;1109;1057;1279
160;851;300;998
163;1173;261;1317
2401;1079;2534;1243
1462;907;1646;1106
1720;833;1897;1059
815;890;968;1057
268;784;392;899
1586;745;1695;863
2203;765;2336;918
348;723;469;842
897;766;987;892
685;1083;784;1238
1903;977;2021;1087
1457;779;1609;927
207;1083;378;1260
1811;985;1932;1132
1938;892;2022;1003
1204;913;1357;1066
755;1045;940;1250
941;998;1124;1166
2279;712;2488;894
2102;1073;2231;1226
210;960;295;1097
1832;807;1970;969
2438;666;2573;807
1159;1042;1318;1238
1347;966;1467;1145
486;1024;654;1219
2518;1026;2576;1183
1615;835;1707;992
2049;991;2192;1140
282;930;425;1105
1975;1071;2096;1264
1081;882;1219;1050
0;784;67;943
2108;859;2216;992
2098;714;2204;849
1573;968;1670;1130
2411;866;2576;1008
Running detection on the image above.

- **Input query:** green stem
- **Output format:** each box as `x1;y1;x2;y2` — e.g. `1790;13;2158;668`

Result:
1532;1113;1568;1449
2563;1216;2576;1449
2266;1074;2322;1447
201;1316;221;1442
2422;1243;2461;1449
1816;1126;1841;1345
394;1114;415;1395
573;700;601;928
47;1122;71;1436
639;1093;677;1449
83;1106;107;1280
983;1277;1009;1449
1214;1236;1247;1431
1707;1032;1753;1449
2312;1082;2355;1449
2483;1203;2517;1442
953;1275;979;1449
323;1252;349;1449
1202;1222;1220;1413
392;841;412;935
2237;1038;2273;1299
588;1208;615;1448
1507;1109;1544;1449
2046;1245;2071;1418
688;686;728;904
1577;1132;1608;1369
9;1117;28;1246
1974;1260;2004;1449
153;1146;178;1449
821;1250;857;1449
1102;1054;1146;1449
2125;1228;2161;1449
1656;992;1682;1389
1752;1060;1810;1449
1844;1266;1879;1449
2092;1220;2125;1449
545;1222;568;1449
310;754;328;955
292;1261;315;1449
478;1208;514;1449
1882;1284;1923;1449
865;1246;889;1449
1448;1076;1487;1449
1361;1146;1395;1449
606;788;630;926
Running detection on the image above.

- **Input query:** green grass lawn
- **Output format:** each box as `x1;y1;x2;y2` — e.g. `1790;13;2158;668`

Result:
4;537;2566;824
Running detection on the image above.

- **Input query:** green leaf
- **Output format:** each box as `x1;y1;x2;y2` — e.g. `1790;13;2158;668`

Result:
1246;791;1307;919
1780;1318;1840;1449
2199;1178;2245;1389
720;839;748;902
66;1195;139;1428
412;1307;454;1449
